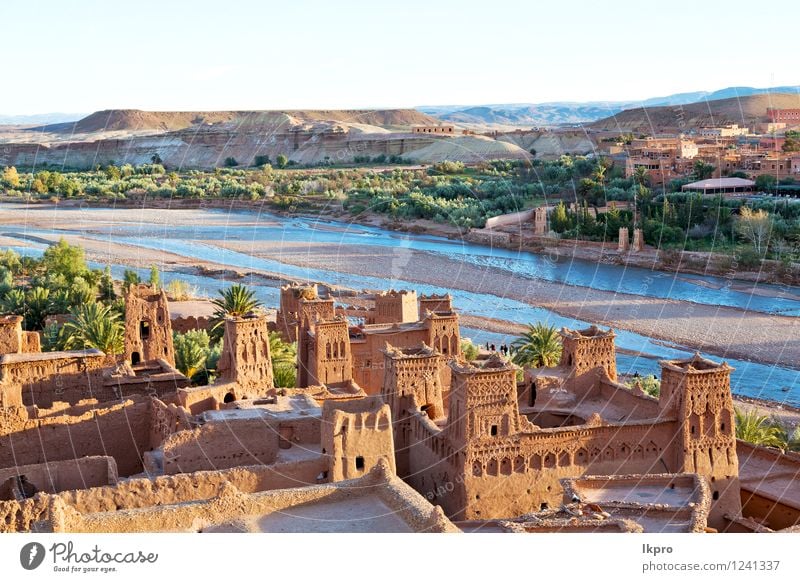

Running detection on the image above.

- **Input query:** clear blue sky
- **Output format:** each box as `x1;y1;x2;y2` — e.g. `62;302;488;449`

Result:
5;0;798;114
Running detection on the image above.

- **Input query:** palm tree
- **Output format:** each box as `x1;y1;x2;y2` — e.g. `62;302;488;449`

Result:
25;286;51;330
63;302;124;357
269;331;297;388
735;408;784;448
269;331;296;367
210;284;263;337
511;323;562;368
633;165;648;187
0;288;26;317
173;330;212;381
776;424;800;453
592;163;607;185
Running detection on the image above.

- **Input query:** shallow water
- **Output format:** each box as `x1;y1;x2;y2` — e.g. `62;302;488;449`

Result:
5;208;799;405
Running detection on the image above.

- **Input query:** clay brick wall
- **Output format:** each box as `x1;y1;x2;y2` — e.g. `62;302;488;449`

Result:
160;418;280;474
0;315;25;354
0;458;327;532
0;456;117;495
0;349;108;407
374;290;417;324
217;314;273;396
170;316;210;333
322;398;395;481
0;398;152;477
124;284;175;366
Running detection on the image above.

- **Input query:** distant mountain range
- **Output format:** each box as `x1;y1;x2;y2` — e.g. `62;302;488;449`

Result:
418;86;800;127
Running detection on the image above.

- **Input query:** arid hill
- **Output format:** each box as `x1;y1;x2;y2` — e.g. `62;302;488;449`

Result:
589;93;800;133
39;109;442;135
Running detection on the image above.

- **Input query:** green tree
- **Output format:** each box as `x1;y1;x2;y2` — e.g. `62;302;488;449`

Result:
460;339;479;361
626;375;660;397
276;154;289;169
173;329;213;382
777;425;800;453
223;157;239;167
99;266;116;301
25;286;51;330
755;174;777;192
633;166;649;187
734;408;784;448
2;166;21;188
63;302;125;357
210;284;263;337
550;202;571;233
782;137;800;152
511;323;562;368
692;160;715;181
0;288;26;316
42;238;88;282
149;264;160;290
122;269;141;293
269;331;297;388
736;207;772;257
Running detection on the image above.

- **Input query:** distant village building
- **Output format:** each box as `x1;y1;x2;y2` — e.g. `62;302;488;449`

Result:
767;108;800;125
697;124;749;138
412;125;455;134
681;177;755;195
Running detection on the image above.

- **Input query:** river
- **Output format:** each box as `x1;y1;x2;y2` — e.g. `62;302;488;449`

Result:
2;206;798;406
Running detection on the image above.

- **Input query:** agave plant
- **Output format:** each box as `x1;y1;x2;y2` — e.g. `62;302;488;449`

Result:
511;322;562;368
734;408;785;449
63;302;124;356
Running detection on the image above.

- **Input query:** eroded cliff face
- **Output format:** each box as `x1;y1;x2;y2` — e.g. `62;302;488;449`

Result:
0;109;534;168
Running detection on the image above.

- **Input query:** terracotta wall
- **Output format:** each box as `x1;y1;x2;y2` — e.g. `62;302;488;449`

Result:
0;398;152;477
161;418;280;474
0;456;117;495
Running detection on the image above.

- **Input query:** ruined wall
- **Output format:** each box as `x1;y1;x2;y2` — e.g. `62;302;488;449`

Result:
0;349;107;407
0;350;183;408
0;398;152;477
598;377;661;419
406;356;682;520
458;421;676;520
0;458;327;532
170;316;210;334
405;412;463;515
216;313;273;397
276;284;320;342
322;398;395;481
160;418;280;474
296;298;336;386
124;284;175;366
0;315;39;355
0;456;117;496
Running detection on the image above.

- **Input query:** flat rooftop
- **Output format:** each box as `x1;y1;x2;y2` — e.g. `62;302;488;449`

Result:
204;496;413;533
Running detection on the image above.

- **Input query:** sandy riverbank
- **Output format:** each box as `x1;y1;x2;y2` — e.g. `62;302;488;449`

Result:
1;203;798;370
211;239;800;370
